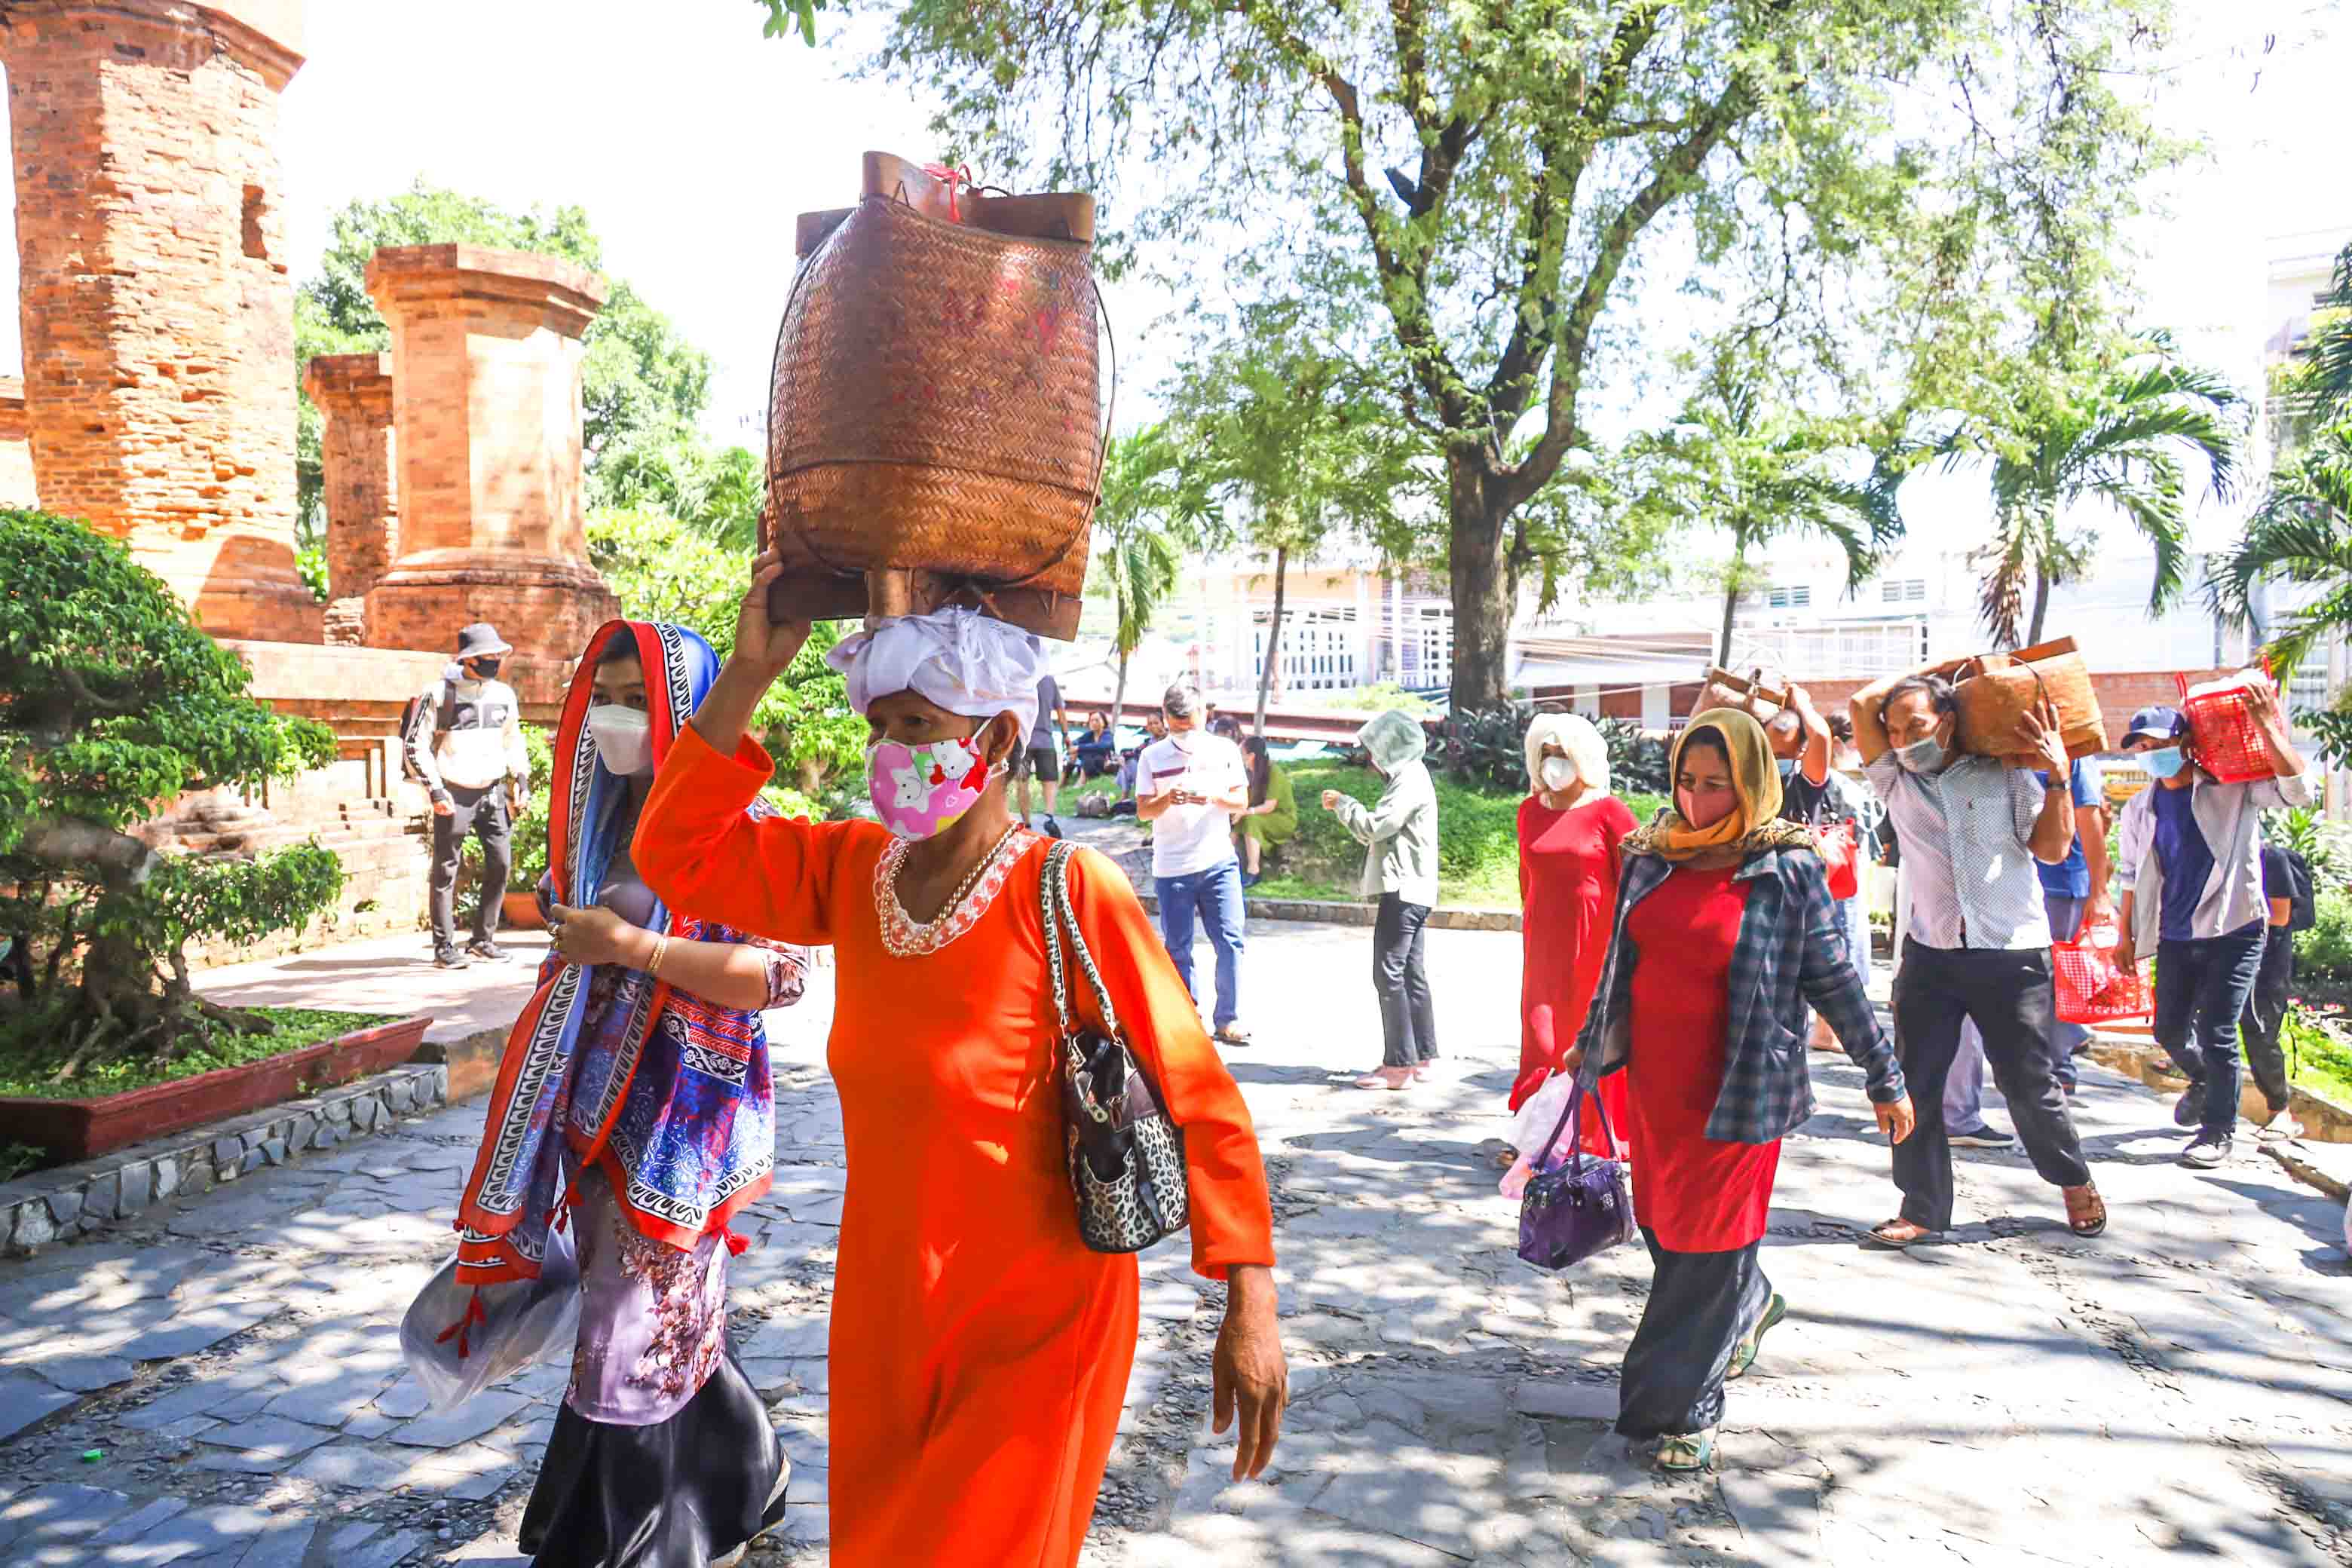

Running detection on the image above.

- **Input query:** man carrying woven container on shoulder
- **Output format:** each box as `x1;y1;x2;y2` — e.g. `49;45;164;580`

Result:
2111;691;2311;1169
1850;663;2105;1249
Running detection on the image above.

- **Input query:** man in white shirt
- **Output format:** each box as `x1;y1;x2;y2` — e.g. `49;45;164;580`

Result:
1137;684;1252;1044
403;622;530;969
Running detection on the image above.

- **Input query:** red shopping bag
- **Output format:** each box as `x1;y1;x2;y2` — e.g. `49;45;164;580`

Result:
2177;666;2275;785
2052;912;2150;1024
1817;819;1860;901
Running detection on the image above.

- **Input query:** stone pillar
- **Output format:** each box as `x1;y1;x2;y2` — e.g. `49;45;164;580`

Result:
301;352;397;643
0;1;319;642
361;243;618;660
0;378;37;508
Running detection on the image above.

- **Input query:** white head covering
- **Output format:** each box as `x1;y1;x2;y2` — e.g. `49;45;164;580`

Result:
825;606;1049;737
1525;712;1609;795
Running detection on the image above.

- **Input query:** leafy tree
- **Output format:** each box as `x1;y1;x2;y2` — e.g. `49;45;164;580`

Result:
591;435;762;547
753;0;831;46
294;183;716;547
585;510;865;799
1933;335;2243;648
869;0;2183;707
0;513;342;1076
1623;355;1900;664
1170;303;1415;728
1089;425;1187;731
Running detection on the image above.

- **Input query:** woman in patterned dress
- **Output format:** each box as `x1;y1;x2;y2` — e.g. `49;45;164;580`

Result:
452;621;807;1568
635;570;1289;1567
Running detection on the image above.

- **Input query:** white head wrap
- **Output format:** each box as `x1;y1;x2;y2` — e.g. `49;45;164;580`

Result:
1525;712;1609;795
824;607;1050;738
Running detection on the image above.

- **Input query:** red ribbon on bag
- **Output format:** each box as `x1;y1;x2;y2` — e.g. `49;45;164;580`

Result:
435;1286;488;1361
922;162;975;222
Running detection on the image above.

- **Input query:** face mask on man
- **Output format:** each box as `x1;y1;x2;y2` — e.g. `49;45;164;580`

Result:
1775;758;1797;780
469;658;502;680
2139;745;2187;780
587;704;654;778
1539;756;1578;793
1894;731;1949;773
867;733;993;840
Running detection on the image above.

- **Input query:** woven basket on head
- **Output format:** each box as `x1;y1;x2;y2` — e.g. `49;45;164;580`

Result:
765;190;1106;640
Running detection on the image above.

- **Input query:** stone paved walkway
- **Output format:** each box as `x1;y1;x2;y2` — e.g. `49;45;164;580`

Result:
2;918;2347;1566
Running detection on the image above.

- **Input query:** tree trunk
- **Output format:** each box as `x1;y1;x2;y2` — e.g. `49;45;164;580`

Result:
1717;534;1750;666
1445;458;1514;710
1255;545;1288;733
1110;651;1129;733
2026;568;2052;647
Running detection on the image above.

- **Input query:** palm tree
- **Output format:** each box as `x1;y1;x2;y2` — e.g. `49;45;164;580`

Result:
2209;422;2352;676
2300;243;2352;422
1627;374;1902;664
1955;338;2244;648
1090;426;1187;730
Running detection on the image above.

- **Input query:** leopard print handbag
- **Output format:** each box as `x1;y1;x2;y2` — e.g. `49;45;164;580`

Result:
1039;840;1191;1254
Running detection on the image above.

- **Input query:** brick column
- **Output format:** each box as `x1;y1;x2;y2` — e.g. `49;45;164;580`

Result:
301;352;397;642
0;0;320;642
360;243;618;660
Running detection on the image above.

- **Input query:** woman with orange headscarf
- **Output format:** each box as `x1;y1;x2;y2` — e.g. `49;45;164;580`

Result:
1558;709;1914;1473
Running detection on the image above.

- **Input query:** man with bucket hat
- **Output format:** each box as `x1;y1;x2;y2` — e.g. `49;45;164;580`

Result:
402;623;530;968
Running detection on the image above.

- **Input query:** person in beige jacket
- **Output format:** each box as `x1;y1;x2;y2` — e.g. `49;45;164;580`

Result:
404;622;531;968
1322;709;1441;1090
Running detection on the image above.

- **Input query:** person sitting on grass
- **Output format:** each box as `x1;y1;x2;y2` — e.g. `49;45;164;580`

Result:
1234;735;1297;888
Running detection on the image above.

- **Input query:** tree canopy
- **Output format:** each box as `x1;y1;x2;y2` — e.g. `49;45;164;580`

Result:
868;0;2185;705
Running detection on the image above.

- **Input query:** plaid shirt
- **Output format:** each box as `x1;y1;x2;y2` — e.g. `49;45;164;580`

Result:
1575;845;1907;1144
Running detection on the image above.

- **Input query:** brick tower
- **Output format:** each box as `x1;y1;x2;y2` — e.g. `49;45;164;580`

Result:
0;0;319;642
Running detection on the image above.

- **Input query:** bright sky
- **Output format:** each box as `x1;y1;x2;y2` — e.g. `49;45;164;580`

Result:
0;0;2343;550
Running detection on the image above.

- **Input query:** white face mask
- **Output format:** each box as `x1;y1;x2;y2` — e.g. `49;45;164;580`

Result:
587;704;654;778
1539;756;1578;793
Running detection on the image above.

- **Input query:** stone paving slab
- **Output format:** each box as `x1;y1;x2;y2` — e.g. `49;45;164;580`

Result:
0;921;2345;1568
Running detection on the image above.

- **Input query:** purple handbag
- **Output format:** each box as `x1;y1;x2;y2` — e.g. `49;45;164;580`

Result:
1516;1073;1637;1270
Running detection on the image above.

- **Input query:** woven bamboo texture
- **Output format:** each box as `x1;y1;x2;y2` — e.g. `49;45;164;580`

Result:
1949;637;2107;765
766;194;1102;637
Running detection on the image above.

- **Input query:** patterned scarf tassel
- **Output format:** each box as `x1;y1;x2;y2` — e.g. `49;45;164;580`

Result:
435;1286;488;1361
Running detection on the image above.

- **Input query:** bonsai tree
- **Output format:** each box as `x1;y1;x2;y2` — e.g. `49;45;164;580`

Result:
0;512;343;1080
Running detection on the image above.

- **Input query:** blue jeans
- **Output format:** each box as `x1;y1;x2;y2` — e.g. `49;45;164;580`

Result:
1155;859;1245;1029
2153;920;2268;1137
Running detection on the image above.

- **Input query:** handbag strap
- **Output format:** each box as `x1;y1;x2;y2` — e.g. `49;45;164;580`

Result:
1529;1065;1622;1171
1038;840;1124;1040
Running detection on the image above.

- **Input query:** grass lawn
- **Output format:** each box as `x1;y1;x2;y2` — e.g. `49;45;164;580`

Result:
1250;760;1664;908
0;1006;399;1101
2283;1003;2352;1107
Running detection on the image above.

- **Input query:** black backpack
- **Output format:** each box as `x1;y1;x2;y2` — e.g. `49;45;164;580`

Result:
397;678;457;785
2281;847;2319;934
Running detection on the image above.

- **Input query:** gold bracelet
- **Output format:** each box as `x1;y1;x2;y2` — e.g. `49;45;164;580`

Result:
647;933;670;978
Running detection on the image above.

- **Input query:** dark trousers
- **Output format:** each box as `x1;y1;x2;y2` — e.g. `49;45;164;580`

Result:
1373;893;1437;1067
2154;921;2268;1135
2238;926;2295;1115
1891;940;2091;1232
1617;1230;1768;1440
429;783;510;954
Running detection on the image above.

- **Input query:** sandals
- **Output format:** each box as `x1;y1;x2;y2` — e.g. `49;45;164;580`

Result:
1727;1293;1787;1380
1214;1023;1254;1046
1352;1065;1415;1091
2063;1183;2107;1237
1863;1217;1940;1251
1655;1429;1715;1473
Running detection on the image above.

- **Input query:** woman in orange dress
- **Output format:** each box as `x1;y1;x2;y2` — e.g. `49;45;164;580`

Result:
635;564;1288;1568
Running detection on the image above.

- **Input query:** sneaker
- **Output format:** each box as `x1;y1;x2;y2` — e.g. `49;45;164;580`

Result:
2255;1110;2307;1143
465;939;507;961
2173;1086;2203;1128
433;948;470;970
2180;1134;2232;1169
1949;1124;2015;1149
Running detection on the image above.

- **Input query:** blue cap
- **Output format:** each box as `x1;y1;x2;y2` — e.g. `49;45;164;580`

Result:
2124;704;2185;744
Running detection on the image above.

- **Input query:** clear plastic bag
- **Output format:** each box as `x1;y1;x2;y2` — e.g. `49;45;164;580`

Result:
1505;1070;1582;1172
400;1226;581;1413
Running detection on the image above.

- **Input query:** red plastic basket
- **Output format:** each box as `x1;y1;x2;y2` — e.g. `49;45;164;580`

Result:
2176;669;2274;784
2052;913;2150;1024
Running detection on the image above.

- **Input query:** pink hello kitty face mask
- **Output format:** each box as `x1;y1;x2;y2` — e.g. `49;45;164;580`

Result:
867;734;992;840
